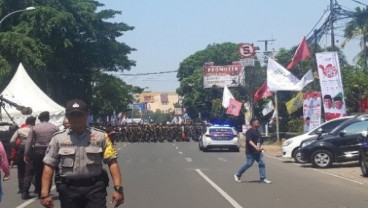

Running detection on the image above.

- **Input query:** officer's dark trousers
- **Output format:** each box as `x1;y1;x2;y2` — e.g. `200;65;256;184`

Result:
22;151;45;196
16;148;26;192
58;180;107;208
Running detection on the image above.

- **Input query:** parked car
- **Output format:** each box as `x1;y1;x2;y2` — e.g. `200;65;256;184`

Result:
198;124;240;152
282;116;353;163
359;131;368;177
299;114;368;168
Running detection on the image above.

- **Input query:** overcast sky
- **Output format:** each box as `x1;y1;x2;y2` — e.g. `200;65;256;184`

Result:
102;0;364;92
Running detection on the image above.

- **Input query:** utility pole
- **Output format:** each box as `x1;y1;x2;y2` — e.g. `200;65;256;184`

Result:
330;0;335;51
257;39;276;53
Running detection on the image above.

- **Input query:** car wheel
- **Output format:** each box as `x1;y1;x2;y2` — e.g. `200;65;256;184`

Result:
312;150;333;168
360;158;368;177
293;148;305;163
198;142;203;151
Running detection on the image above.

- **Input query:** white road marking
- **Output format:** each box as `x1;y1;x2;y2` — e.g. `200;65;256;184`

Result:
185;158;193;162
178;151;183;155
312;169;365;185
16;186;56;208
218;157;227;162
195;169;244;208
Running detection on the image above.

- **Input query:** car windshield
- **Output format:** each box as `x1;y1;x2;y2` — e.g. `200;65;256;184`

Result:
310;117;351;135
209;128;233;135
329;117;368;135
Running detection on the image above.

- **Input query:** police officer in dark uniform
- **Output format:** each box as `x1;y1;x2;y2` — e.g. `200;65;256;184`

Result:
40;99;124;208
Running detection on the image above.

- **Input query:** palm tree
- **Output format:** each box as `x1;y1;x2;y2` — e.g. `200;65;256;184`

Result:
341;7;368;69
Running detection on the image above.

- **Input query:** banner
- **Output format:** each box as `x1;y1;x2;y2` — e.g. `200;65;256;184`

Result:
285;91;303;115
203;62;245;88
316;52;347;121
222;85;234;108
287;37;311;70
262;100;274;116
267;58;301;91
253;82;272;102
303;91;321;132
226;99;242;116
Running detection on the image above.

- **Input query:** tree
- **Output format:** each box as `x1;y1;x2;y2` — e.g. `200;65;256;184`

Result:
90;72;131;118
0;0;135;107
342;7;368;69
176;42;265;127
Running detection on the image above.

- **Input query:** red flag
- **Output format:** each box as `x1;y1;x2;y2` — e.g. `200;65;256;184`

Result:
226;99;242;116
253;82;272;102
287;37;311;70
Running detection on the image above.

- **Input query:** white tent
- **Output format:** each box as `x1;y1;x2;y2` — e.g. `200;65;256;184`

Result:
0;63;65;127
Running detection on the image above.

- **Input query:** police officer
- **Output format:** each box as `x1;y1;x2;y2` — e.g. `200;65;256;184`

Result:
10;116;36;194
23;111;59;199
40;99;124;208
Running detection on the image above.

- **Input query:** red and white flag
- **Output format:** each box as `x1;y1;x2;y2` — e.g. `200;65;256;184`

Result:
287;37;311;70
226;99;242;116
222;85;234;108
253;82;272;102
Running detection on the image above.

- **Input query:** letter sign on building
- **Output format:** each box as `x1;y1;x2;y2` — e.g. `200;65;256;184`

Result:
238;43;256;58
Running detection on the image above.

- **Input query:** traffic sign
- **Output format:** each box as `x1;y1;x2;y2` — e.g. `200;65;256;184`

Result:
238;43;256;58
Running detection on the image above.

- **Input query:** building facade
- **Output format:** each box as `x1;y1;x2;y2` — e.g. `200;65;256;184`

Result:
139;92;180;113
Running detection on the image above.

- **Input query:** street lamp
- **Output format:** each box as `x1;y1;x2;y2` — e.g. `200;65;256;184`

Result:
0;7;36;25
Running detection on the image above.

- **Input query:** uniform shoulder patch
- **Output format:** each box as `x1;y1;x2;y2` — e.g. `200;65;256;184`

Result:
92;127;106;133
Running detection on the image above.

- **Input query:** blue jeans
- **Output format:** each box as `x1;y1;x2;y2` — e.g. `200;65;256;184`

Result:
236;152;267;180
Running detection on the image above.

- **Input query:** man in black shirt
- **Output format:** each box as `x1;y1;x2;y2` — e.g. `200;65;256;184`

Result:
234;118;271;183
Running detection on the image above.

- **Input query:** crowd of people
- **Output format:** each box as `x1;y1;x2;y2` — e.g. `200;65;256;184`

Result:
94;122;206;143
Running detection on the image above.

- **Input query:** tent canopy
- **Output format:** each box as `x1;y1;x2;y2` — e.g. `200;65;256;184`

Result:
0;63;65;127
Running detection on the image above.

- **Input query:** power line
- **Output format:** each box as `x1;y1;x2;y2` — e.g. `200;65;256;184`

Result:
118;70;178;76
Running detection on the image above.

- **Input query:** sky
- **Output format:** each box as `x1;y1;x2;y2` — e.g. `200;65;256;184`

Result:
102;0;365;92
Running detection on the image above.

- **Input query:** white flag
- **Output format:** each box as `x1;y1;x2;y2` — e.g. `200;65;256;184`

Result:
222;85;234;108
262;100;274;116
297;69;314;89
269;109;278;124
267;58;300;91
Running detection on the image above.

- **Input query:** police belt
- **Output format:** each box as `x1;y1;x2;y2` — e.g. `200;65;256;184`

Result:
61;174;104;187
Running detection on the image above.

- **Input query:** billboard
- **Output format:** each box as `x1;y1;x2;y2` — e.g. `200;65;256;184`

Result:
203;62;245;88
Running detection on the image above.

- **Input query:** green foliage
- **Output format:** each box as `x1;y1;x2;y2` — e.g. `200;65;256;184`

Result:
90;72;131;118
342;6;368;69
0;0;135;107
144;110;172;124
287;117;304;133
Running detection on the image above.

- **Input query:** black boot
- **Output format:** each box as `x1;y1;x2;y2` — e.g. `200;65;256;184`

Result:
21;192;32;200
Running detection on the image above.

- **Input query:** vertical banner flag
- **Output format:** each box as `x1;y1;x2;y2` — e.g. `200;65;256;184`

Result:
262;100;274;116
287;37;311;70
285;91;304;115
222;85;234;108
303;91;322;131
226;99;242;116
253;82;272;102
316;52;347;121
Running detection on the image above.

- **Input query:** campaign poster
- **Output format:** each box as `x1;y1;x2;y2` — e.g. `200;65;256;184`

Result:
315;52;347;121
303;91;321;132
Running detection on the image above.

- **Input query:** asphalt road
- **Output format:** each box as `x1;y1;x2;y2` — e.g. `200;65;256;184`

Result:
1;141;368;208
